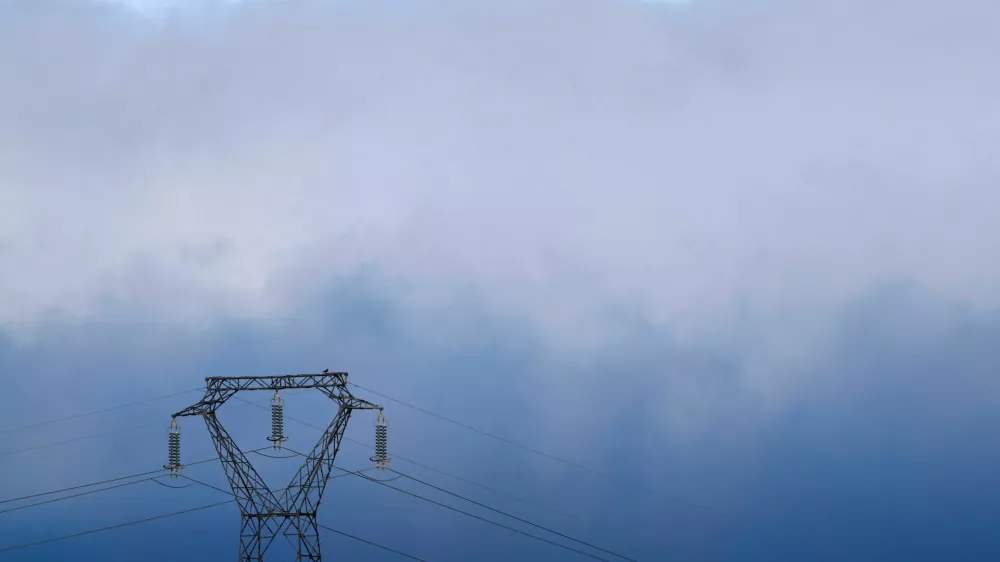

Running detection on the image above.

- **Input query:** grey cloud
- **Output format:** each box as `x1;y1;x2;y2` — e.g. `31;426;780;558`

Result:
3;3;999;557
1;0;999;422
2;0;998;333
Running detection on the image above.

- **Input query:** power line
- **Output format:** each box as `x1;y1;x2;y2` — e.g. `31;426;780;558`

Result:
5;390;628;532
178;474;232;496
1;396;256;459
387;468;637;562
191;461;607;562
1;469;161;506
0;387;203;435
236;395;639;542
235;390;686;557
0;477;153;516
1;478;430;561
350;382;716;515
0;387;632;561
183;464;430;561
0;500;233;553
0;420;165;458
236;396;526;495
336;463;621;562
0;455;615;562
318;523;430;562
389;452;633;538
349;383;624;479
180;466;371;498
148;478;195;490
0;451;245;506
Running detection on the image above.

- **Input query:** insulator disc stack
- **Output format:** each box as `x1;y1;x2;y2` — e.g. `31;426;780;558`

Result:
267;390;288;449
375;425;387;458
370;411;391;470
166;419;181;477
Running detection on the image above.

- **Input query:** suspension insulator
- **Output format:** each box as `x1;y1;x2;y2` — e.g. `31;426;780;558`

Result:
267;390;288;449
369;410;391;471
375;425;387;457
165;419;181;477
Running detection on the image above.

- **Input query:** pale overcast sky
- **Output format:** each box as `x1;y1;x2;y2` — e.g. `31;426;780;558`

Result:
1;1;998;560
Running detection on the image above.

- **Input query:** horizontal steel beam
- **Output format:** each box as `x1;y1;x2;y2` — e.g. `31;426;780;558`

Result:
172;372;381;418
205;373;349;392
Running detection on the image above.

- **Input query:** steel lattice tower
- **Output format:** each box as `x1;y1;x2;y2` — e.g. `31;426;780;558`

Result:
169;372;384;561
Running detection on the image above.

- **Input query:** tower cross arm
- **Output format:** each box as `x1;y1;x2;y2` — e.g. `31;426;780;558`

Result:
319;385;381;410
169;373;375;418
205;373;349;392
339;395;382;410
172;388;236;418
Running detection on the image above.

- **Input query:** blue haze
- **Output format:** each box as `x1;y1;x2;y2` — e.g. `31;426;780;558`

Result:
2;280;999;560
2;0;1000;560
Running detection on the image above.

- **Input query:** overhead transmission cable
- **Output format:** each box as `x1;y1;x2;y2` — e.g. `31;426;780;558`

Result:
386;468;637;562
178;475;431;561
148;478;194;489
386;448;609;530
178;474;233;496
0;387;204;435
0;451;359;520
349;382;716;514
235;395;638;540
1;383;626;561
341;465;623;562
180;465;371;498
348;382;619;473
0;450;249;507
318;523;430;562
177;441;629;562
347;382;603;469
0;497;427;561
0;500;233;554
0;477;153;516
0;420;166;458
0;396;255;459
1;467;426;561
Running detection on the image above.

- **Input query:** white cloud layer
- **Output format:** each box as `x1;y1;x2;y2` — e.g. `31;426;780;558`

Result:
2;0;999;351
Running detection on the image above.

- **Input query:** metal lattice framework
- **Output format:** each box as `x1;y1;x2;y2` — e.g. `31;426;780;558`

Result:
171;372;382;561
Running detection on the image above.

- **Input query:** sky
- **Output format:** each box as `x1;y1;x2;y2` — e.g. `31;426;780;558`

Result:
1;0;999;560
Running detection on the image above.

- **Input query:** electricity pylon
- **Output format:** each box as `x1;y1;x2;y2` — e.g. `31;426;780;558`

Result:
167;372;386;561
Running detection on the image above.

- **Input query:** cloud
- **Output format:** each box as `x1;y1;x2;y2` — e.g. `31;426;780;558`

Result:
2;0;998;406
4;6;1000;559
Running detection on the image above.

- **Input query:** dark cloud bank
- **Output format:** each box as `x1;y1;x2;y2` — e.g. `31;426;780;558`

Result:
2;278;999;560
